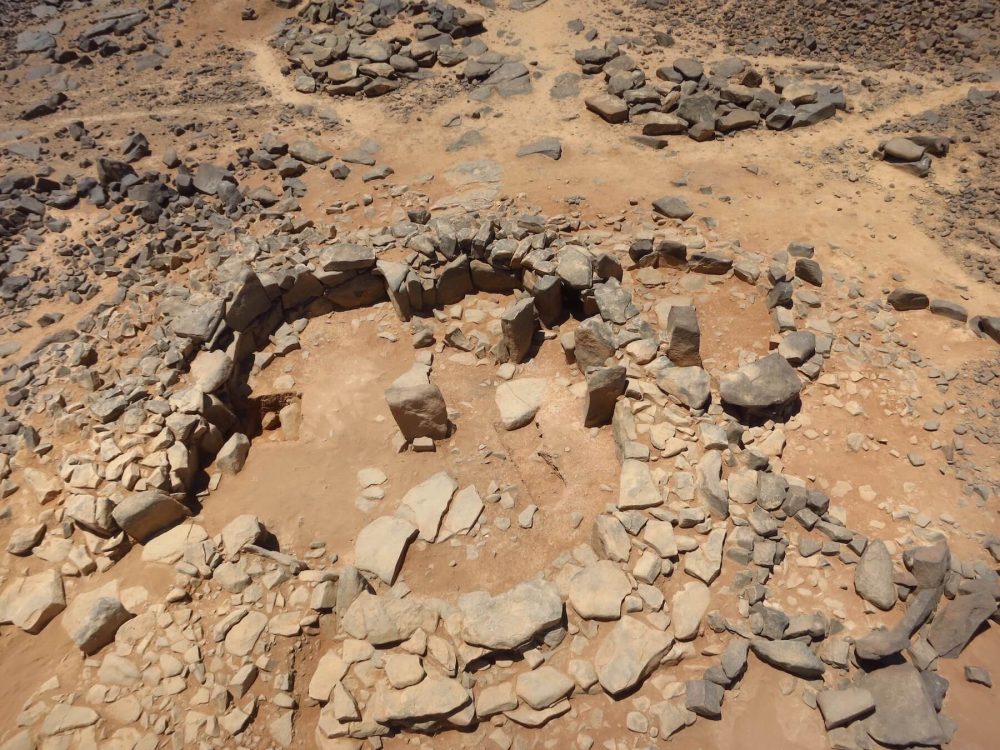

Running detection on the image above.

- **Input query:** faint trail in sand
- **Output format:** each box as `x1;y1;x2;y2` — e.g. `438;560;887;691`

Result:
0;98;272;148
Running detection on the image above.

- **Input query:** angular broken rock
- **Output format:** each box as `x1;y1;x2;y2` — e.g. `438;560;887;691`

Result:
656;365;711;410
40;704;99;738
0;569;66;634
496;298;536;364
816;686;875;730
595;616;674;696
371;676;470;724
385;382;449;441
61;581;134;654
926;591;996;658
684;527;726;584
516;137;562;160
904;541;950;589
459;579;563;651
643;519;678;558
399;472;458;542
189;349;233;393
568;560;632;620
592;514;631;562
585;93;628;123
672;581;710;641
618;459;662;510
854;540;897;611
574;316;616;372
695;450;729;519
860;663;948;747
289;140;334;164
882;137;925;162
220;515;266;556
887;288;929;311
216;432;251;474
224;611;268;657
750;638;825;679
516;665;574;709
495;378;546;430
583;366;627;427
504;700;570;728
719;353;802;422
665;305;701;366
111;491;189;543
853;627;910;662
354;516;418;585
342;593;438;647
652;196;694;220
440;485;485;539
685;679;723;719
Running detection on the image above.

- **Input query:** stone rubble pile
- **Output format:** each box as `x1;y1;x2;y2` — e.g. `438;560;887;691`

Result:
576;49;848;143
273;0;532;100
875;135;950;178
1;184;998;746
634;0;999;71
0;4;999;744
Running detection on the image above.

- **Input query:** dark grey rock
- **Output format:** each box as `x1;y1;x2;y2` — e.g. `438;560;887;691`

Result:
860;664;948;747
854;540;897;611
965;666;992;687
750;638;825;678
583;366;627;427
496;298;536;364
652;196;693;220
111;491;190;543
904;542;950;589
685;679;723;718
673;57;704;80
516;138;562;160
777;331;816;366
385;383;449;441
887;288;929;311
585;94;629;123
816;687;875;730
593;278;638;324
719;353;802;422
882;137;925;162
574;316;616;372
929;299;968;322
926;591;996;658
853;627;909;662
794;258;823;286
320;243;376;271
656;365;710;410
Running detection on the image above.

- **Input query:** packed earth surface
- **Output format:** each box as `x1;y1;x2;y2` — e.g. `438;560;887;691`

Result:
1;1;1000;750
